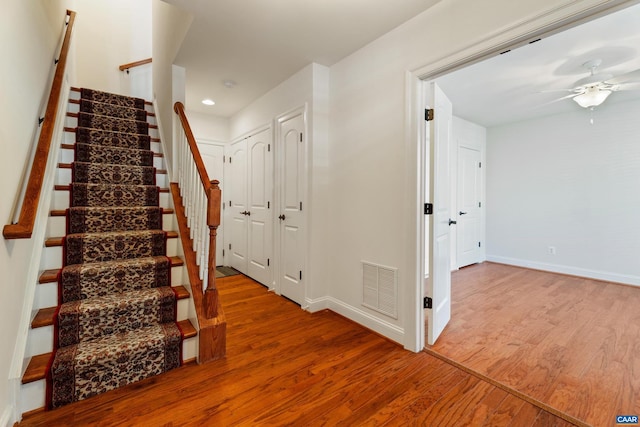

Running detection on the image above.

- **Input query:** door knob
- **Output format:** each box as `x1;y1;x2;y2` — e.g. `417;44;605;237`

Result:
459;211;467;215
278;214;286;220
246;211;251;216
448;219;457;226
240;210;250;216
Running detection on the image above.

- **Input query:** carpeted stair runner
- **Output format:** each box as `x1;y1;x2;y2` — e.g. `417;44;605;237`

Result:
46;89;184;409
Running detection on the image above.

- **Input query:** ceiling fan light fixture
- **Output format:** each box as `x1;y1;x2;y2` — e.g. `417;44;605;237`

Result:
573;87;611;108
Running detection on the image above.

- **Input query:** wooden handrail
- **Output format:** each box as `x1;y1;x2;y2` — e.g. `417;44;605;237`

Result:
3;10;76;239
173;101;220;318
118;58;152;72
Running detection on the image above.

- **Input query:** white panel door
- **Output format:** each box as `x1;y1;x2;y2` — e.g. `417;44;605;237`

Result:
199;142;225;265
278;113;305;305
228;139;248;273
457;145;482;268
427;82;453;345
246;128;273;285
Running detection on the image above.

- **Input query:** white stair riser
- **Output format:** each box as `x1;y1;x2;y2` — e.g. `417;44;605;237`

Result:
47;216;66;237
59;148;74;164
26;326;52;359
43;247;62;270
55;169;165;187
34;282;58;310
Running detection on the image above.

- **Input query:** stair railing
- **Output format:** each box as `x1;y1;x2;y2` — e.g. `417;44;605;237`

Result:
173;102;220;318
3;10;77;239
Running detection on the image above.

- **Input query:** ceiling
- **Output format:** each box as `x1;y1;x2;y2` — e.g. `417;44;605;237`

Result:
166;1;640;124
436;3;640;127
165;0;441;117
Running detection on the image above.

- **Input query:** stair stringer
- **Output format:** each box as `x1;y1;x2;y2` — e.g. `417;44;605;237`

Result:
8;80;71;424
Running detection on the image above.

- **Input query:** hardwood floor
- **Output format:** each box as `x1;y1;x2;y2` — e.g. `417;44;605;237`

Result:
428;262;640;427
20;274;577;426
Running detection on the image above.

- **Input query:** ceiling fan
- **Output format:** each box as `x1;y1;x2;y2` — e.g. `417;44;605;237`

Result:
547;59;640;109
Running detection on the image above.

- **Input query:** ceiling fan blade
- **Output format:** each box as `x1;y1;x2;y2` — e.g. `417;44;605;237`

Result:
614;82;640;91
537;93;577;107
537;88;576;94
606;69;640;85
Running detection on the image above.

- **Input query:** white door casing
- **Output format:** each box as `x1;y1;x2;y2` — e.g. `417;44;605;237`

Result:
426;82;453;346
277;111;305;305
228;139;248;272
198;141;225;265
457;144;483;268
246;128;273;285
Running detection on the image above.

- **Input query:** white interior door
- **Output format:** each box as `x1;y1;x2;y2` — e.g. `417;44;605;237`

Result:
277;112;305;305
246;128;273;285
199;141;225;265
457;144;482;267
228;139;248;272
427;82;453;345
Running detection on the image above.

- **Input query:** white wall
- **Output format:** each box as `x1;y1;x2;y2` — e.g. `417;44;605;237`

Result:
0;1;68;423
229;63;331;304
152;0;193;168
71;0;152;95
186;111;229;143
486;98;640;285
326;0;624;349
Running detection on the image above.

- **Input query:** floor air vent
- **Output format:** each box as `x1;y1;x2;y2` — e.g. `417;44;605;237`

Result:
362;261;398;319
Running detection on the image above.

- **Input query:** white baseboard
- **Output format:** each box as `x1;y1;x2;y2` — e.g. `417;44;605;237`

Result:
486;255;640;287
1;404;12;427
306;296;405;345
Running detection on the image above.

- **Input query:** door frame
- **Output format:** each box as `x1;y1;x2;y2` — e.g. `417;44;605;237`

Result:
274;105;308;305
406;1;634;352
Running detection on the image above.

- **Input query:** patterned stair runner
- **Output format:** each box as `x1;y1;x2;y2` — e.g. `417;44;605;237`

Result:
47;89;183;409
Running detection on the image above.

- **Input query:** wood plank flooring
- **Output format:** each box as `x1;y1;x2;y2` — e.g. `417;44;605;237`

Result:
20;274;575;426
428;262;640;427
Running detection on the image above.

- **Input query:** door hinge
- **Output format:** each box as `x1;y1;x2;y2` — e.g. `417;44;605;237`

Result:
230;200;232;207
229;157;232;163
478;202;482;208
300;201;303;211
424;203;433;215
299;270;302;280
425;108;434;121
223;155;226;163
229;243;231;250
222;202;225;210
479;161;482;168
267;258;270;267
300;133;303;142
223;249;225;257
478;241;481;248
268;201;270;209
423;296;433;309
268;144;271;152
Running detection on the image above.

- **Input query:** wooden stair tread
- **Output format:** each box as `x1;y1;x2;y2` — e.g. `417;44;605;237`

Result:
39;269;59;284
58;163;166;174
38;257;184;284
32;307;57;328
45;231;178;246
55;185;169;192
178;319;197;339
61;143;74;150
22;318;197;384
32;286;190;329
22;353;51;384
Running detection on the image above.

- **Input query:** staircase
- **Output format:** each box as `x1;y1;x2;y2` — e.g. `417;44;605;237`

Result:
20;88;197;413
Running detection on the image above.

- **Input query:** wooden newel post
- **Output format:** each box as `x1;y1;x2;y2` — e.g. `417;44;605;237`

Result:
205;181;221;318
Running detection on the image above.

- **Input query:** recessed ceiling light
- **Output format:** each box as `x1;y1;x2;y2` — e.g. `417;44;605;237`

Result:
223;80;236;88
202;99;215;106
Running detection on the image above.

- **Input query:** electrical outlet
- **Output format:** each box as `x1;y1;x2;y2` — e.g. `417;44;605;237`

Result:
548;246;556;255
